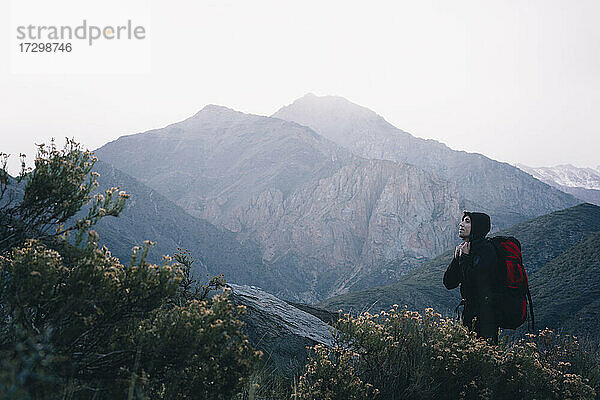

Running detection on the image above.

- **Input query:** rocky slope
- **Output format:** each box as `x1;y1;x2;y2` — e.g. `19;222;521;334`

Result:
96;105;354;227
516;164;600;190
228;158;463;298
273;94;579;229
90;160;271;288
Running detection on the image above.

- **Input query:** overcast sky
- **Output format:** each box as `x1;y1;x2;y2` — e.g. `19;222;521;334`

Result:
1;0;598;174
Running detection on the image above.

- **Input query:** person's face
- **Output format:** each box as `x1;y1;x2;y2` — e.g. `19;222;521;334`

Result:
459;215;471;239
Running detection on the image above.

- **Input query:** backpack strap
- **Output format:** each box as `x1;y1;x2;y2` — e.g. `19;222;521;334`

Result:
455;298;466;321
526;287;535;332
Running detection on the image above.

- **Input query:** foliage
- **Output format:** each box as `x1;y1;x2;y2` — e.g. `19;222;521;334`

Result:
292;344;379;400
0;140;260;399
235;363;296;400
0;139;128;254
173;247;226;305
295;306;599;400
129;291;260;399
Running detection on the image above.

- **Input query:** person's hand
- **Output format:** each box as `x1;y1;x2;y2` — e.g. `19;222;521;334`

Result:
456;242;471;257
462;241;470;255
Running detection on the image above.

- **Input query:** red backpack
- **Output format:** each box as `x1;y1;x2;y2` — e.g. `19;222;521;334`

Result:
489;236;535;331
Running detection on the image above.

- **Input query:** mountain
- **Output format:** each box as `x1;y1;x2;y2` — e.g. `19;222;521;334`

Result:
95;106;465;301
228;158;464;298
517;164;600;206
273;94;579;230
318;203;600;319
95;98;579;301
96;105;354;227
516;164;600;190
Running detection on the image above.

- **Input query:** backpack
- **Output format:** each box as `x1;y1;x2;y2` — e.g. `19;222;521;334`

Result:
489;236;535;331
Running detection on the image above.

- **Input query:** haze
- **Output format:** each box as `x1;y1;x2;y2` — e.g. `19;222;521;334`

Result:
1;0;598;174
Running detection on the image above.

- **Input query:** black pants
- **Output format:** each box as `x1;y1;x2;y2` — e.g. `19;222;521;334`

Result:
462;306;499;345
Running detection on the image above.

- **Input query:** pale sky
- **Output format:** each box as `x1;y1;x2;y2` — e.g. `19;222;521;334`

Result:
1;0;599;174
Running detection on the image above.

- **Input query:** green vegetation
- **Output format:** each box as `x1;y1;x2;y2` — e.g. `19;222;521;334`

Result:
294;307;600;400
0;140;260;399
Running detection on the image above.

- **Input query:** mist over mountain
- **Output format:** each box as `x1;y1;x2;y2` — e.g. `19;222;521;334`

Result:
517;164;600;206
273;94;579;229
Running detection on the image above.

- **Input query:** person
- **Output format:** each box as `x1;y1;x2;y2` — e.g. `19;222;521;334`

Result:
443;211;501;344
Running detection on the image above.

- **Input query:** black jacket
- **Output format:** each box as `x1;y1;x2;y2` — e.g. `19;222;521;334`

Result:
444;212;501;342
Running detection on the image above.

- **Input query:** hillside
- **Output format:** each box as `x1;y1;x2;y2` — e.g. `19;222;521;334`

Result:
318;203;600;317
531;231;600;341
517;164;600;206
95;104;355;224
89;161;276;291
516;164;600;190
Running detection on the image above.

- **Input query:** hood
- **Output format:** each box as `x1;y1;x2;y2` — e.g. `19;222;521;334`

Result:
463;211;491;240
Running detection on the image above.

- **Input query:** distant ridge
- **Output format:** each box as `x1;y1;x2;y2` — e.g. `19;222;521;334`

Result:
517;163;600;206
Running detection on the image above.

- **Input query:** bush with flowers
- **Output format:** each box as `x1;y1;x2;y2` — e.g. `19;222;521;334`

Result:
291;344;379;400
295;306;600;400
0;140;261;399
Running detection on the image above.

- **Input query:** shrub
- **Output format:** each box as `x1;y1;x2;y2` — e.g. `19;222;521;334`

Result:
292;344;379;400
0;140;261;399
295;306;598;400
131;291;261;399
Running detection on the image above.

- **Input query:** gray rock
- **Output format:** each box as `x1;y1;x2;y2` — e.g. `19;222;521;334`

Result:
227;283;335;374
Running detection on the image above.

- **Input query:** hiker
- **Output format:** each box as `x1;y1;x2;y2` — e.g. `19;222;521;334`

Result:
443;211;501;344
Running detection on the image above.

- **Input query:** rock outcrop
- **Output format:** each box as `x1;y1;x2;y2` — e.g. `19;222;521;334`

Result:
227;283;335;374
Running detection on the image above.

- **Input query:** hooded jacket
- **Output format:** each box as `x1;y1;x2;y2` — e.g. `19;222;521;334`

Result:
443;212;501;342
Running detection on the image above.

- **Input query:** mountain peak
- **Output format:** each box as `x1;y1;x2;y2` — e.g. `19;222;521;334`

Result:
179;104;258;127
274;93;383;122
194;104;244;117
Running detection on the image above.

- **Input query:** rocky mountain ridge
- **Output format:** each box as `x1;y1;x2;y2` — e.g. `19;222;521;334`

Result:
273;94;579;230
94;95;580;302
95;105;465;301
